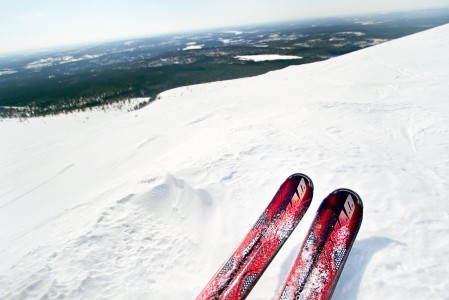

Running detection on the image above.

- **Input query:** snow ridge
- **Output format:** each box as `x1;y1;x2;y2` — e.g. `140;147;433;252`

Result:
0;174;218;299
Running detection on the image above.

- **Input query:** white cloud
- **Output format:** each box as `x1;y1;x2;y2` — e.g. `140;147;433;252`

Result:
14;11;43;20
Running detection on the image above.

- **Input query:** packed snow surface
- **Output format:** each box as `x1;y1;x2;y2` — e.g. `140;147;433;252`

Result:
0;69;17;76
183;44;204;51
25;55;103;69
1;24;449;299
235;55;303;62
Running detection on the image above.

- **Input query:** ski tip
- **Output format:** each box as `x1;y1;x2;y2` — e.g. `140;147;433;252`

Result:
334;188;364;210
325;188;364;226
287;173;314;190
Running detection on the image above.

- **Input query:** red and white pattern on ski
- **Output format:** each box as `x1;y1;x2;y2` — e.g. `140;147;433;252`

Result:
300;195;355;299
197;176;313;300
277;193;360;300
301;218;351;298
220;212;299;299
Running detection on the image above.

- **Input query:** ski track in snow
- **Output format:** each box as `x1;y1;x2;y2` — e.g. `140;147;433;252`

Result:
1;24;449;299
0;164;75;209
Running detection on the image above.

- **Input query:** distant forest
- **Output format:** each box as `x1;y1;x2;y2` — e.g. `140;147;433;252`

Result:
1;9;449;118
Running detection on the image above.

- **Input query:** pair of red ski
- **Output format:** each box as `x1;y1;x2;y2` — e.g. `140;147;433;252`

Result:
197;173;363;300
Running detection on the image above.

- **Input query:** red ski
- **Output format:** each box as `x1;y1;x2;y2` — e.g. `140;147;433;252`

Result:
197;174;314;300
276;189;363;300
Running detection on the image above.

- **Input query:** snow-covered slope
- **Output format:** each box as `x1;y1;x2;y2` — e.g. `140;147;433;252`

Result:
1;24;449;299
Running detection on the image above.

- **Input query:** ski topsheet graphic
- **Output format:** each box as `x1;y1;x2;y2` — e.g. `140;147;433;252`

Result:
197;174;314;300
276;189;363;300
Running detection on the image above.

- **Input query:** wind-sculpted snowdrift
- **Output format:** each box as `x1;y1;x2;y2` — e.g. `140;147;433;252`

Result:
0;174;218;299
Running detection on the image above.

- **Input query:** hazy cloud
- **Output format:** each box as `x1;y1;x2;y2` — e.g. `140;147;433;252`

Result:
1;0;448;54
14;11;43;20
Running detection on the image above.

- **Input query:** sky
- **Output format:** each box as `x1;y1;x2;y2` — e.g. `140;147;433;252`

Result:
1;0;449;54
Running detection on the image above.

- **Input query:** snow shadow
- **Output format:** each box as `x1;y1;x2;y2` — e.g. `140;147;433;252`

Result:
277;242;302;290
276;236;396;299
332;236;396;300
